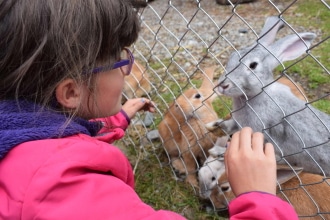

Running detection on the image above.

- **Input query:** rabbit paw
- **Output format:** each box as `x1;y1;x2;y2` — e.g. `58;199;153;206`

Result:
205;118;238;136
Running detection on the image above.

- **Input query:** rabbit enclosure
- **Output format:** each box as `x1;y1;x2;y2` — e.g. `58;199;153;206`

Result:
118;0;330;219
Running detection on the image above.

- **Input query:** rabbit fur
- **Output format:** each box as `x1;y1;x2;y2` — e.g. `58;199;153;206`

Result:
158;67;220;187
200;76;308;202
211;16;330;175
123;60;151;100
277;77;306;102
198;144;226;199
205;77;306;135
211;165;330;219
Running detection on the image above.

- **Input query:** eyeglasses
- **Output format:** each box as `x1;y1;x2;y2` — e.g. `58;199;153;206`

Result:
90;48;134;76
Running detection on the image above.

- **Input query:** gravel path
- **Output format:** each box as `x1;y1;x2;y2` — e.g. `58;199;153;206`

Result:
133;0;329;100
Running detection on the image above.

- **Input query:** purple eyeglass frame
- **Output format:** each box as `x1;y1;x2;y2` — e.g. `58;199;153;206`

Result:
91;48;134;75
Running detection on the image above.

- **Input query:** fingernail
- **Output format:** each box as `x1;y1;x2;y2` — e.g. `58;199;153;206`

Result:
141;98;145;103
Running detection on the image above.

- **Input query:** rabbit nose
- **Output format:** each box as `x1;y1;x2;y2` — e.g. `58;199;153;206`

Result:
217;81;230;94
218;82;230;91
221;84;229;90
217;79;229;88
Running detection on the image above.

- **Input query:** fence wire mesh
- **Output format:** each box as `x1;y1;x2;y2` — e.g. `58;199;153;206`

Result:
118;0;330;219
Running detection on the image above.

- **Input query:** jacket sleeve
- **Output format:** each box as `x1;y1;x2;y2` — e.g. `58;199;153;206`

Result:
229;192;298;220
92;110;130;143
21;139;186;220
26;174;186;220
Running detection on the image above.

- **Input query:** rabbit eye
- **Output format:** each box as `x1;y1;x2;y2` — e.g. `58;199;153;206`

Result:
221;186;229;192
211;176;216;181
249;62;258;70
194;93;201;99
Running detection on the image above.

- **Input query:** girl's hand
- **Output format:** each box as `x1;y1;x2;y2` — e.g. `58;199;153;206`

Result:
122;98;156;119
225;127;276;197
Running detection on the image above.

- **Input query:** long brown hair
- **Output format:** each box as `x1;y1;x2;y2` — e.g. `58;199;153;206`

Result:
0;0;140;108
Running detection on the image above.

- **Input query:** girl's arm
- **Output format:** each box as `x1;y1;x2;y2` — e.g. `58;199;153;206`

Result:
225;127;298;220
229;192;298;220
93;98;155;143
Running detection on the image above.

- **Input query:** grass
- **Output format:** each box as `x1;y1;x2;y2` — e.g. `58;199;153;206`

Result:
132;146;228;220
279;0;330;109
312;99;330;114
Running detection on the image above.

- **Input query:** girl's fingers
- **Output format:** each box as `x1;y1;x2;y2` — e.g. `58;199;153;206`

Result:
239;127;253;153
224;142;231;176
226;131;240;156
264;142;275;158
251;132;265;154
141;99;155;112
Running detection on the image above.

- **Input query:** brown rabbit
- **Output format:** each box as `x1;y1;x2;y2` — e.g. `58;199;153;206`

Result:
123;60;151;101
277;77;306;101
209;165;330;220
158;67;219;187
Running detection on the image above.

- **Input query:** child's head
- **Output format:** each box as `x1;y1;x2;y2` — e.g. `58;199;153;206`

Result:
0;0;140;118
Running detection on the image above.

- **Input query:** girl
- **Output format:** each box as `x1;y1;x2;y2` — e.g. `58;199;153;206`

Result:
0;0;297;219
0;0;184;219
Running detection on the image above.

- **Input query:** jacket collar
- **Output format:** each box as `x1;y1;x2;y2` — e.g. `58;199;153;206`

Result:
0;100;101;160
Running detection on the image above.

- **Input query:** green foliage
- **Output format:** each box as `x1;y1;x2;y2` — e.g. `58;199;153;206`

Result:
134;152;228;219
280;0;330;102
213;97;232;118
312;99;330;114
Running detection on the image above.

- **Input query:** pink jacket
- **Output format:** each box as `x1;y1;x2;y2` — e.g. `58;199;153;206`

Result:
0;110;298;220
229;192;298;220
0;112;185;220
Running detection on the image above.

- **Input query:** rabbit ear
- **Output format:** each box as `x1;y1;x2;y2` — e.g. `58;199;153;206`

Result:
208;145;226;158
259;16;285;46
271;32;316;63
199;66;218;101
200;66;216;89
277;164;304;185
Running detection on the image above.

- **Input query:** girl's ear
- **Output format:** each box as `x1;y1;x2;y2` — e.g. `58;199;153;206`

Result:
55;78;82;109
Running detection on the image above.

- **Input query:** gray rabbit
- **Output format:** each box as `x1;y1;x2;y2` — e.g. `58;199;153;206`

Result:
209;16;330;176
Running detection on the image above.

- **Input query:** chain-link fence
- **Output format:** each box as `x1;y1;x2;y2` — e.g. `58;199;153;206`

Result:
119;0;330;219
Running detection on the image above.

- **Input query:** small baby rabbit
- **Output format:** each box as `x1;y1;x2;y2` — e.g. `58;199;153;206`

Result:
212;165;330;219
212;16;330;175
198;144;226;199
123;60;151;100
158;67;219;187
